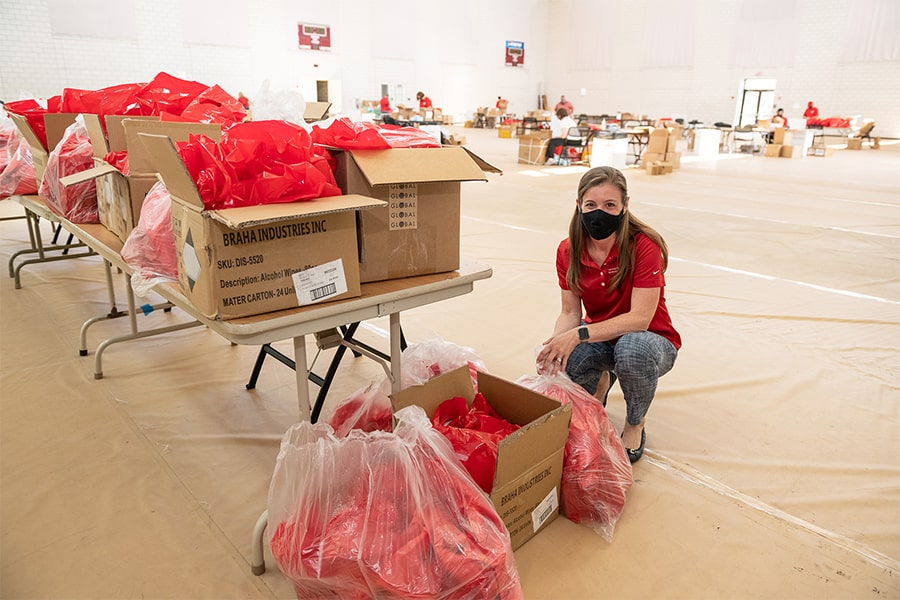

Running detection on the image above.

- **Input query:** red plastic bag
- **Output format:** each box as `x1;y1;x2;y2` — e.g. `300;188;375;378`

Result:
3;98;58;150
103;150;129;175
516;373;632;542
268;406;523;600
120;181;178;296
177;120;341;209
311;117;441;149
38;115;98;223
174;84;247;124
0;128;38;198
60;82;143;118
431;394;520;494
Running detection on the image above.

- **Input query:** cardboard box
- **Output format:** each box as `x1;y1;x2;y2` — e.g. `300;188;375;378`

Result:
7;112;79;185
391;366;572;550
647;128;668;154
303;102;331;123
642;152;666;165
61;116;221;243
645;161;664;175
664;151;681;168
765;143;782;157
779;145;796;158
331;147;499;283
518;137;549;165
772;128;792;145
846;137;863;150
807;147;835;158
446;134;467;146
140;133;386;320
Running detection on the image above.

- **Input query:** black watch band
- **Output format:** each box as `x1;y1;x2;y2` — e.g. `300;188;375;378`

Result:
578;325;589;342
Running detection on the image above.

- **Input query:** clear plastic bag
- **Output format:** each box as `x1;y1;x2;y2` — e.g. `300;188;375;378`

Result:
120;181;178;297
0;127;38;198
516;372;633;542
268;405;523;600
38;114;98;223
321;381;392;437
385;335;488;394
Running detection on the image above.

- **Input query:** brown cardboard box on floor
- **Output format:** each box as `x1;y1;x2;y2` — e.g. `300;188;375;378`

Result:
140;133;385;320
330;146;500;283
391;365;572;550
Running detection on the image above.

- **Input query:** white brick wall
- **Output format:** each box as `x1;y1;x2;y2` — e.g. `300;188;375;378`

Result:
1;0;897;136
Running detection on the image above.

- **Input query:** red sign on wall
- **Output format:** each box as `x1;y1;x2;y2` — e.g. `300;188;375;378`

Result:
298;23;331;51
505;41;524;67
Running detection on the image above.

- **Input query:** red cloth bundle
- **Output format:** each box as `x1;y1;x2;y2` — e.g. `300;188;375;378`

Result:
177;120;341;209
268;406;523;600
311;117;441;150
0;129;38;198
103;151;129;175
431;394;520;494
806;116;852;128
38;116;98;223
515;373;632;542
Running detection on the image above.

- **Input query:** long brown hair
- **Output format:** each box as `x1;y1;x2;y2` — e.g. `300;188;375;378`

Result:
566;166;668;295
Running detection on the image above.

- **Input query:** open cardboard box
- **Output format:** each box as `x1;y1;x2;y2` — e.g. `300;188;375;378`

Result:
391;365;572;550
330;146;500;283
139;133;386;320
60;116;221;243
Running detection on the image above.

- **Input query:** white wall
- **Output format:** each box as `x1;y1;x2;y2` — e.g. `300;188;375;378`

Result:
1;0;897;135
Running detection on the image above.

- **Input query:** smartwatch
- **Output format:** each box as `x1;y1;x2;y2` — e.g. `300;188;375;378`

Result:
578;325;589;343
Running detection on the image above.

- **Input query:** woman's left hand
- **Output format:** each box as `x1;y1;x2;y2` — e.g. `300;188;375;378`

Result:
537;330;578;375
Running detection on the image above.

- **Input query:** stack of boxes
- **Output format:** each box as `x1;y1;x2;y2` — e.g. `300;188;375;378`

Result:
764;128;796;158
641;125;681;175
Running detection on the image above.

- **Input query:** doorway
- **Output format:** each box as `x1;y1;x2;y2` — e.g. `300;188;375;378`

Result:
736;79;775;127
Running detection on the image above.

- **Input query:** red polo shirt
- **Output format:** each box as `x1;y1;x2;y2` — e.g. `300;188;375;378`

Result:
556;234;681;349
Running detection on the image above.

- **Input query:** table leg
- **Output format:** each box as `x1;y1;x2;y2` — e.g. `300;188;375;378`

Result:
293;335;311;421
390;313;401;394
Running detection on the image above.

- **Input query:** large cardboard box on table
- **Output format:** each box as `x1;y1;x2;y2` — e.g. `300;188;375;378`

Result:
391;366;573;550
61;116;222;243
518;133;549;165
140;133;386;320
331;146;500;283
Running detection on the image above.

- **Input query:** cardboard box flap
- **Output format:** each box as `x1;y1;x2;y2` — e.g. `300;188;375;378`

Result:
82;113;109;158
138;133;202;207
391;365;475;416
125;119;221;173
59;163;120;187
460;147;503;175
494;403;571;483
44;113;80;152
350;147;489;186
8;113;45;152
304;102;332;122
207;194;386;229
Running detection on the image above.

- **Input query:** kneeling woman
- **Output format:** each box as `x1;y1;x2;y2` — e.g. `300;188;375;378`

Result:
537;166;681;463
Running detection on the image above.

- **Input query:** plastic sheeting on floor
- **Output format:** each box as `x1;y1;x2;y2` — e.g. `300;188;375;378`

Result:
1;129;898;599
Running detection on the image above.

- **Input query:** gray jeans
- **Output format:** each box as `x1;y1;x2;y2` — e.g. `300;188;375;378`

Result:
565;330;678;426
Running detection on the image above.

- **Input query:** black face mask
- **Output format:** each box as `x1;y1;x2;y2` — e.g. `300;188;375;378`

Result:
581;207;625;240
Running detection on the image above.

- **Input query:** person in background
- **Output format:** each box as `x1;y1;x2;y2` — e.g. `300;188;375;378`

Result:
537;166;681;463
496;96;508;109
767;107;789;142
803;101;819;119
416;91;433;109
555;94;574;115
545;107;577;165
237;92;250;110
380;94;392;114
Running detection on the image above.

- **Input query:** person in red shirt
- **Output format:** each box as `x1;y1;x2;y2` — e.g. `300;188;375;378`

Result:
416;91;433;108
803;101;819;119
537;166;680;463
379;94;391;113
554;94;574;115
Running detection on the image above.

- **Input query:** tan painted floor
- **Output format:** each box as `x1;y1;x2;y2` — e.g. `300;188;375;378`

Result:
1;128;898;599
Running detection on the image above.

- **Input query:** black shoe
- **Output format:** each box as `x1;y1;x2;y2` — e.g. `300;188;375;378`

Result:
624;429;646;464
600;371;617;407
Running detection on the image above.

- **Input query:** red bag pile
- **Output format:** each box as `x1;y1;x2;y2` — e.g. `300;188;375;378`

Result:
38;115;98;223
0;128;38;198
516;373;632;542
177;120;341;210
120;181;178;294
431;394;520;494
311;117;441;150
268;406;523;600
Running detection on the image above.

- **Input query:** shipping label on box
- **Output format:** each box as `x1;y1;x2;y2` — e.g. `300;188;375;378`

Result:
391;366;572;550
